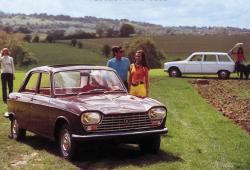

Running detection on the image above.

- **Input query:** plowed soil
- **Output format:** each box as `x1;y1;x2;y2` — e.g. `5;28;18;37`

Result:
190;79;250;134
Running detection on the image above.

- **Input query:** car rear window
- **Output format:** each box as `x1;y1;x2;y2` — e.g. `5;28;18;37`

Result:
218;55;231;62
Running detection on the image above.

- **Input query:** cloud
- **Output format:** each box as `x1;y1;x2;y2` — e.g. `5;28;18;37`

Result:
1;0;250;28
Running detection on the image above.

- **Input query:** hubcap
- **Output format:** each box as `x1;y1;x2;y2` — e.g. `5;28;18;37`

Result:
61;129;71;156
171;70;177;77
220;71;227;79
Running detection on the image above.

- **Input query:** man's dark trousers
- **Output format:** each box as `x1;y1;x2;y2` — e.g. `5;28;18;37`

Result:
1;73;13;103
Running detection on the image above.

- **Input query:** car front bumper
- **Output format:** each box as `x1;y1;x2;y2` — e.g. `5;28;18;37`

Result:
72;128;168;141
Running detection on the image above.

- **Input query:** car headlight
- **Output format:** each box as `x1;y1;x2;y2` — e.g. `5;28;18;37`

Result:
81;112;101;125
148;107;166;120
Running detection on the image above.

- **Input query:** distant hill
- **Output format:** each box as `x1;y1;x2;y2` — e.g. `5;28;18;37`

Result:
0;11;250;36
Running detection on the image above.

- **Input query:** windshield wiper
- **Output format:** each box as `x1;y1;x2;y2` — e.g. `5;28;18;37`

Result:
78;89;106;95
104;89;126;94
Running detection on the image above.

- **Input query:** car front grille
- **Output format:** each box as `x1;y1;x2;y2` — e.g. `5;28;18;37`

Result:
96;112;153;132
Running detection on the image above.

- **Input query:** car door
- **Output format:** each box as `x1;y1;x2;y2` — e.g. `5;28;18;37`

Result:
217;54;235;72
29;72;53;137
184;54;202;73
202;54;218;73
17;72;40;130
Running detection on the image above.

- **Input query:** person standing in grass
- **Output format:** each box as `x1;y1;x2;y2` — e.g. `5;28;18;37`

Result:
0;48;15;103
107;46;130;90
129;50;149;98
231;47;247;65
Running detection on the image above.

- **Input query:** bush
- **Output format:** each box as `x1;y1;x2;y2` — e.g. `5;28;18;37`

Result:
23;34;32;42
0;31;37;66
32;36;39;43
77;41;83;48
120;23;135;37
123;37;165;68
102;44;111;58
70;39;77;47
46;34;55;43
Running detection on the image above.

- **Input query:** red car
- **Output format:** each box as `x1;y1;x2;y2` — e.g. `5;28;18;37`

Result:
5;65;168;159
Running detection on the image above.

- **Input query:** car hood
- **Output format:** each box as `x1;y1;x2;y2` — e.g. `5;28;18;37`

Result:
58;93;163;115
165;60;185;65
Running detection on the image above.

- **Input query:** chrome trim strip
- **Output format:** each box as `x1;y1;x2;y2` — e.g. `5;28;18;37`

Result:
72;128;168;139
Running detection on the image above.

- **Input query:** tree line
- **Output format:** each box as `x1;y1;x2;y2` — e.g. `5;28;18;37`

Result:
14;23;135;43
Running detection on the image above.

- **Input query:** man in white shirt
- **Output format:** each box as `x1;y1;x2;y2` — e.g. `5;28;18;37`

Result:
0;48;15;103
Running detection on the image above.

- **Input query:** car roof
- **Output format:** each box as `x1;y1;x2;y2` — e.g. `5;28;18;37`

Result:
29;64;114;73
191;52;229;55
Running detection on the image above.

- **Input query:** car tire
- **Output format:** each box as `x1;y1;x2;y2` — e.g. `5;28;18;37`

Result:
218;70;230;79
59;124;76;160
139;135;161;154
10;118;26;141
169;68;181;77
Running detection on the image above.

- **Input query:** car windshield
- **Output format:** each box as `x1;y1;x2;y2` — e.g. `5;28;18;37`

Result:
53;69;125;95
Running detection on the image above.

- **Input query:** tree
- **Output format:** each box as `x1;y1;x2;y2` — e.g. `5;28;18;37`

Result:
23;34;32;42
0;31;37;66
16;27;31;34
124;37;165;68
77;41;83;48
32;36;39;43
102;44;111;58
106;28;115;37
96;28;104;38
119;23;135;37
46;34;55;43
70;39;77;47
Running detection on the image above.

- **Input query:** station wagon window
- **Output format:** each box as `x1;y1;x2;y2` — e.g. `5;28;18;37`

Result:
204;55;217;62
190;55;202;62
23;72;39;93
39;72;51;95
218;55;231;62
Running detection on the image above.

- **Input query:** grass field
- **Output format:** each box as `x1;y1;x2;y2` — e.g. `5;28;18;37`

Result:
0;70;249;169
59;35;250;62
25;43;107;67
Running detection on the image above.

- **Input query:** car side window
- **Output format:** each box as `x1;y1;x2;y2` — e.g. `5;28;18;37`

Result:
218;55;230;62
23;72;40;93
190;55;202;62
39;72;51;96
204;55;217;62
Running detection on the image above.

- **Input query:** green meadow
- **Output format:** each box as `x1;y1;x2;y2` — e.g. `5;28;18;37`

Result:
0;42;249;169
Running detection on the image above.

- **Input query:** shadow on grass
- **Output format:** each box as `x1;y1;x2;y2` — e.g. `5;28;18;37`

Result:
21;135;183;169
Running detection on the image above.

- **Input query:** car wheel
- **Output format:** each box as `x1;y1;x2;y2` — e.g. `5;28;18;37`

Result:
59;125;76;160
169;68;181;77
139;135;161;154
11;118;26;140
218;70;230;79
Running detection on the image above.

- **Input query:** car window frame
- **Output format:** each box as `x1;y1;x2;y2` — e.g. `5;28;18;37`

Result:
19;71;41;94
217;54;231;62
37;71;52;97
189;54;203;62
203;54;218;62
52;69;127;97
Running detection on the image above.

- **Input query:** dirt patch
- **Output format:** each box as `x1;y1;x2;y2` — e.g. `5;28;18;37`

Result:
190;79;250;134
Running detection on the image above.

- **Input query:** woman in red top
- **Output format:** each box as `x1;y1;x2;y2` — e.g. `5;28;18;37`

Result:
231;47;246;64
129;50;149;97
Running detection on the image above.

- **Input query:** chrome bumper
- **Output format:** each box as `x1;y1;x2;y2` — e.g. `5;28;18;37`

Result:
3;112;10;118
72;128;168;140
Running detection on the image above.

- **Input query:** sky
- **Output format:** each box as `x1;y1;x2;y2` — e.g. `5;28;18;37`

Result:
1;0;250;29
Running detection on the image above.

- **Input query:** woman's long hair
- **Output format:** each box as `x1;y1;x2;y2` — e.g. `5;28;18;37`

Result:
237;47;244;54
135;50;149;69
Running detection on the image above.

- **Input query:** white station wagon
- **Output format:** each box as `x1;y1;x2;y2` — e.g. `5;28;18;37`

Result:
164;52;235;79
